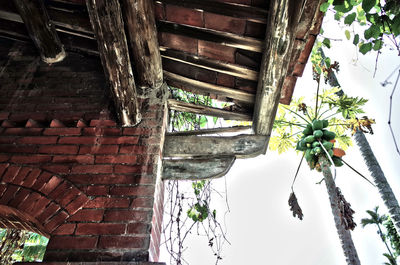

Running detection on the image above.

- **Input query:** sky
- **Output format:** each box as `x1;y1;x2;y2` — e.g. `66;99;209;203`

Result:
159;12;400;265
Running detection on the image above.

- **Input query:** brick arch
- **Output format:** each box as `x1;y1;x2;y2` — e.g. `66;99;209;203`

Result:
0;163;89;235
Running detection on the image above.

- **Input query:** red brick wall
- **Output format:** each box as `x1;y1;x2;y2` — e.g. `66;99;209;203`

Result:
0;39;166;263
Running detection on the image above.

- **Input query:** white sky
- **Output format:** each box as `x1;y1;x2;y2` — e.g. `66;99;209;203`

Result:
160;12;400;265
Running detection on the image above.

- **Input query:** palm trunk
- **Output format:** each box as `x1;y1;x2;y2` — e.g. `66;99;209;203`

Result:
354;129;400;236
319;155;361;265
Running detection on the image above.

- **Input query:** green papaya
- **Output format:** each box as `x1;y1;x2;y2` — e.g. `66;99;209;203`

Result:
312;119;324;131
303;124;313;136
322;141;334;150
305;149;313;162
313;146;322;155
323;130;336;140
304;135;315;143
322;119;329;128
313;129;323;139
328;149;334;157
296;140;306;151
332;156;343;167
312;141;320;148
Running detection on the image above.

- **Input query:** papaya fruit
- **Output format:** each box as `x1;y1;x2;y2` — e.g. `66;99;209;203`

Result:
313;129;323;139
322;119;329;128
296;140;306;151
304;135;315;143
332;156;344;167
312;119;323;131
303;124;313;136
323;130;336;140
312;141;320;148
305;149;313;162
322;141;334;150
313;146;322;155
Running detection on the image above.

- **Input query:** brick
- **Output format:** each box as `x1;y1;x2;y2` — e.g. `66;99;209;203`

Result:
0;163;10;177
204;12;246;34
53;223;76;235
198;40;236;63
17;136;58;144
165;5;203;27
38;145;78;154
8;188;30;208
127;222;150;234
59;189;80;208
11;155;52;164
76;223;126;235
18;192;41;212
131;197;154;208
43;128;81;136
79;145;119;155
68;174;136;185
245;20;266;38
71;165;113;174
52;155;94;164
26;196;51;214
65;194;90;215
41;165;70;174
95;155;137;164
217;73;235;87
39;175;62;195
3;128;42;136
11;167;31;185
89;119;117;127
49;119;65;128
31;171;53;190
83;128;121;136
98;236;146;249
45;211;69;232
47;236;97;250
110;186;155;196
84;197;130;209
154;1;165;20
159;32;198;54
123;128;152;136
68;209;104;222
0;136;17;144
0;112;9;120
99;136;139;145
0;185;19;204
0;144;36;153
103;210;151;222
58;136;97;144
22;168;42;188
36;202;61;224
114;165;151;174
86;185;109;196
2;165;21;182
119;145;146;154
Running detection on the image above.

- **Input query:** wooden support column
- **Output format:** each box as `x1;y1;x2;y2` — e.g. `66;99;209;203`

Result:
252;0;306;135
120;0;163;89
86;0;141;126
12;0;66;63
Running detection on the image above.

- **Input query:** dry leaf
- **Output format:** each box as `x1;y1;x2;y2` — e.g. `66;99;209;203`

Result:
336;187;356;230
288;192;304;220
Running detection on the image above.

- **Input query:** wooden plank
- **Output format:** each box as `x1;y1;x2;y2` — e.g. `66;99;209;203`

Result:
164;71;254;104
252;0;306;135
166;126;252;136
158;20;263;53
86;0;141;126
163;156;236;180
157;0;268;23
12;0;66;63
168;99;252;121
164;134;269;158
161;47;259;81
120;0;163;89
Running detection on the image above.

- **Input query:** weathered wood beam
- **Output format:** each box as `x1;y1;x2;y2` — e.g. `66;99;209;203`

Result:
163;156;236;180
158;20;263;53
168;99;252;121
86;0;141;126
164;71;254;104
166;126;252;136
120;0;163;89
252;0;306;135
12;0;66;63
164;134;269;158
156;0;268;23
161;47;259;81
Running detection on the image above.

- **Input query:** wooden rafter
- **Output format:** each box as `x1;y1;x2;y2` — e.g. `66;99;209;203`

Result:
252;0;306;136
12;0;66;63
120;0;163;89
86;0;140;126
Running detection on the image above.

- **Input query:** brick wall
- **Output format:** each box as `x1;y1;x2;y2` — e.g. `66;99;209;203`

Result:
0;38;167;263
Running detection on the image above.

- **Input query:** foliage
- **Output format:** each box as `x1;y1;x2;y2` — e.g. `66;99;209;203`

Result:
361;207;400;264
320;0;400;55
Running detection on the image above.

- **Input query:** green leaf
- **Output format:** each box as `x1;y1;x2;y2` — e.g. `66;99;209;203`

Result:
344;12;357;25
320;2;331;12
334;11;344;21
365;24;381;40
392;15;400;36
322;38;331;48
373;39;383;50
362;0;376;13
345;29;351;40
334;1;353;12
325;57;331;68
353;33;360;45
359;42;373;54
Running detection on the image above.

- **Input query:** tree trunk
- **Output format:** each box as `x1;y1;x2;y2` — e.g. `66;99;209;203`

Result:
354;129;400;236
319;155;361;265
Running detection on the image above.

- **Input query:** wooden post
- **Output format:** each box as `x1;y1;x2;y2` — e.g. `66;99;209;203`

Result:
120;0;163;89
12;0;66;63
86;0;141;126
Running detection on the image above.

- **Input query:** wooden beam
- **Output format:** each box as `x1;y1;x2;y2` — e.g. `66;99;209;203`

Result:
12;0;66;63
164;71;255;104
164;134;269;158
162;156;236;180
120;0;163;89
86;0;141;126
166;126;252;136
156;0;268;23
168;99;252;121
252;0;305;135
161;47;259;81
158;20;263;53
